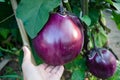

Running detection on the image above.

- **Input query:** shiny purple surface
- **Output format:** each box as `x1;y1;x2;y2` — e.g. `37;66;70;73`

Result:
33;13;84;65
87;48;117;79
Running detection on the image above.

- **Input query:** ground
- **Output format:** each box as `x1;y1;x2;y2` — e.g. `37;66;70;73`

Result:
104;10;120;59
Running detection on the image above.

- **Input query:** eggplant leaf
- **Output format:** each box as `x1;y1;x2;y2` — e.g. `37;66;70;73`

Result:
81;15;91;26
88;26;108;49
0;0;5;2
0;28;10;39
71;70;85;80
112;11;120;30
113;2;120;12
16;0;60;38
89;8;100;26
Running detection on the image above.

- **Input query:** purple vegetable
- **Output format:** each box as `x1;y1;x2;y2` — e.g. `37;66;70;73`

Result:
32;13;84;66
87;48;117;79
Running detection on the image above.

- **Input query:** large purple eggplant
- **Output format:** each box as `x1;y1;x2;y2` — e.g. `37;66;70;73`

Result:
32;12;84;66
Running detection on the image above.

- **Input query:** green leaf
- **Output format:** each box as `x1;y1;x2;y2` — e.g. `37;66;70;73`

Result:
108;61;120;80
112;11;120;30
69;0;81;16
115;0;120;3
18;50;23;66
16;0;60;39
0;0;5;2
81;15;91;26
0;51;3;57
65;55;87;71
88;26;108;49
96;27;108;47
0;28;10;39
0;74;21;78
89;75;97;80
71;70;85;80
113;2;120;12
105;0;113;4
31;43;43;65
89;8;100;26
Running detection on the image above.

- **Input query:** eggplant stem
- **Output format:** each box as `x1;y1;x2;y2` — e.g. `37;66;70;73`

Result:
63;0;72;12
91;33;103;58
91;33;97;49
81;0;89;51
81;0;89;16
60;0;65;15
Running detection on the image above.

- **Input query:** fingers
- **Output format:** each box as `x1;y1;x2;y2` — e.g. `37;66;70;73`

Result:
38;63;64;79
22;46;36;68
50;66;60;73
56;66;64;77
51;66;64;76
38;63;48;69
22;46;32;63
45;65;64;76
45;65;54;72
39;63;64;75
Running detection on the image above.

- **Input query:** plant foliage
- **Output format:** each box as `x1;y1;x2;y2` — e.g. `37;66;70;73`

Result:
16;0;60;38
0;0;120;80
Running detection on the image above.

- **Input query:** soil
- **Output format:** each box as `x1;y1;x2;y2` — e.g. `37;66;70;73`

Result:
0;56;22;80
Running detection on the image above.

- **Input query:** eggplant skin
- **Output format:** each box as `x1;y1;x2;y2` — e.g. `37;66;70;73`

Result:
32;13;84;66
87;48;117;79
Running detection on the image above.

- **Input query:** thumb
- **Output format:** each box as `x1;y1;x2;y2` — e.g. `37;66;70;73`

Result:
22;46;33;64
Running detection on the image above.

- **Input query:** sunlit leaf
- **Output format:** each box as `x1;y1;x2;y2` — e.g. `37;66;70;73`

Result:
88;26;108;49
81;15;91;26
105;0;113;4
89;75;97;80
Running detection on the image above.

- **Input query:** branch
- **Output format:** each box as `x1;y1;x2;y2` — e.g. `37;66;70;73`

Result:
0;14;14;24
0;58;10;71
10;0;36;65
0;46;13;54
81;0;89;51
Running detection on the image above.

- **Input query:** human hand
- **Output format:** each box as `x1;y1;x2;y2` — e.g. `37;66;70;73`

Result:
22;46;64;80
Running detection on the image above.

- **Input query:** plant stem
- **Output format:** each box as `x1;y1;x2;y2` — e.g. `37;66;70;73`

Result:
60;0;65;14
0;46;13;54
63;0;72;12
10;0;36;65
91;33;103;58
10;0;29;47
81;0;89;16
0;58;10;71
81;0;89;51
91;33;96;49
0;14;14;24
